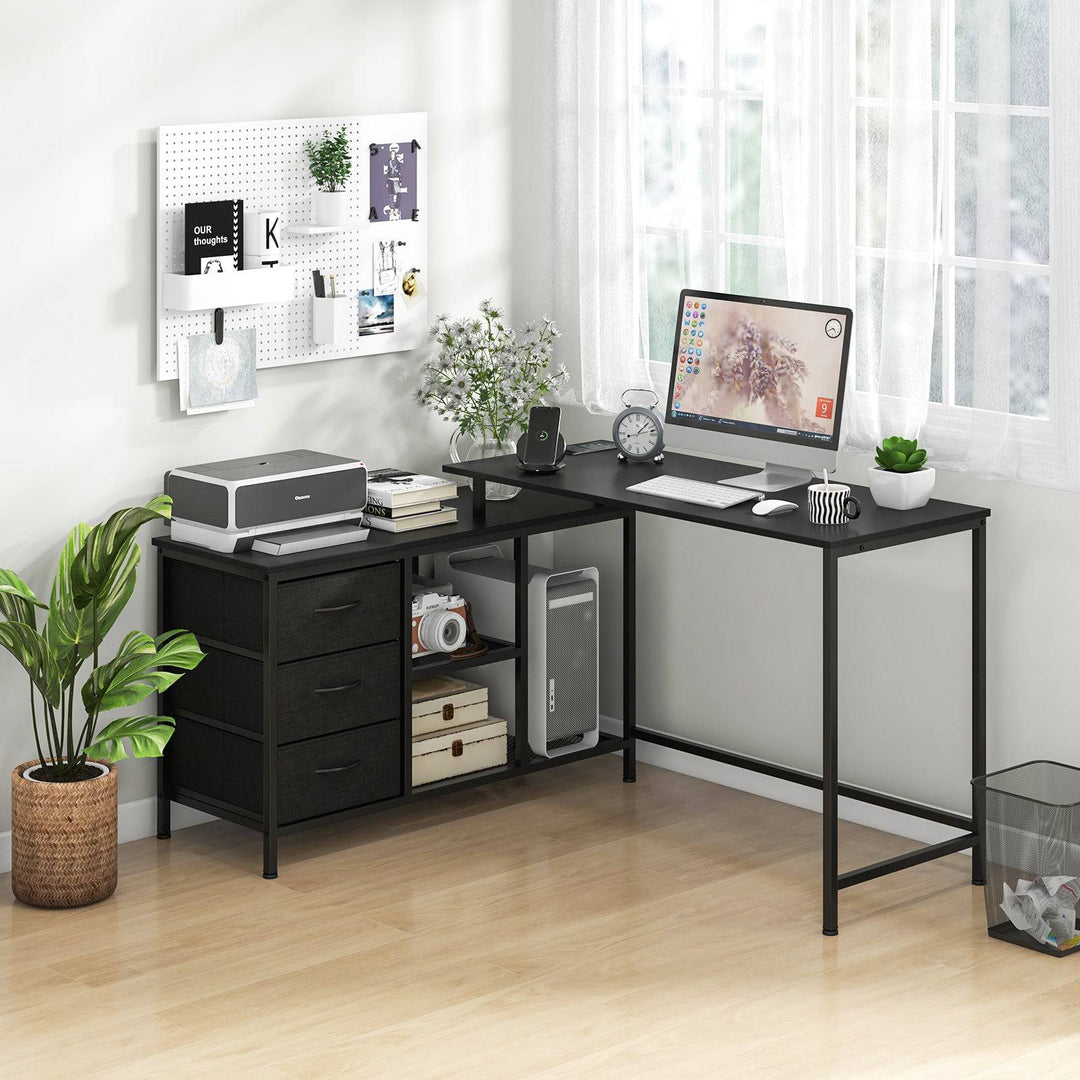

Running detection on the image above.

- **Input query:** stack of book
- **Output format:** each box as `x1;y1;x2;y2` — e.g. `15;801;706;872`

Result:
362;469;459;532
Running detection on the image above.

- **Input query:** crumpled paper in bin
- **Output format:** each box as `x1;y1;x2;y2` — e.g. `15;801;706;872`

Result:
1000;876;1080;950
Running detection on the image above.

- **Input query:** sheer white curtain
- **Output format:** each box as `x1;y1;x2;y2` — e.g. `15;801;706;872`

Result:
762;0;940;448
545;0;1080;488
548;0;655;412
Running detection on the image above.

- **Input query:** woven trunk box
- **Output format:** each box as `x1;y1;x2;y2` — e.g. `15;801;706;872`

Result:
412;718;508;786
411;676;489;737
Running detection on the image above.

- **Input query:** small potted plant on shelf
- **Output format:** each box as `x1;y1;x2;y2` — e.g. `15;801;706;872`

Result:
305;124;352;226
0;496;204;909
869;436;936;510
416;300;568;501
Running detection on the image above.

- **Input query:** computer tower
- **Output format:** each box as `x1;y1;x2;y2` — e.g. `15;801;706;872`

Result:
435;547;599;758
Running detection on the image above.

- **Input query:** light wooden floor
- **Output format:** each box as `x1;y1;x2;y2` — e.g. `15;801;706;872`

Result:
2;758;1076;1079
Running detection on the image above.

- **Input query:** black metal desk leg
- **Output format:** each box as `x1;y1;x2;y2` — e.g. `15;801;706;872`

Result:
473;479;487;519
971;521;987;886
623;512;637;783
822;550;839;935
156;756;171;839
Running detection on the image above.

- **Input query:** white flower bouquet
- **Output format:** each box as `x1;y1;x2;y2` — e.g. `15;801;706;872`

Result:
416;300;567;443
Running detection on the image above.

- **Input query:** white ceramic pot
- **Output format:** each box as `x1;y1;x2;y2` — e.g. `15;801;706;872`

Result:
868;466;936;510
314;191;348;227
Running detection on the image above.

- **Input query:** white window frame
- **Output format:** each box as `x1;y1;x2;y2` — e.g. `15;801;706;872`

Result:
637;0;1053;439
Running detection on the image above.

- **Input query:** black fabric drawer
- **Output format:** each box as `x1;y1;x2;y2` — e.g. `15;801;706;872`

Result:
168;719;262;816
277;643;399;743
164;560;263;654
169;646;262;735
278;722;401;824
276;564;399;661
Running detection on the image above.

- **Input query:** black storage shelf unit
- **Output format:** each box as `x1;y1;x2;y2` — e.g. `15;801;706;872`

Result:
153;491;630;877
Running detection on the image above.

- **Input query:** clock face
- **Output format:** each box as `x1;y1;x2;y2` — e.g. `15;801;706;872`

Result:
615;408;662;458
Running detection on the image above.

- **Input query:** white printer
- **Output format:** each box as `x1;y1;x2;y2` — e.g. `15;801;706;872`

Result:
165;450;367;552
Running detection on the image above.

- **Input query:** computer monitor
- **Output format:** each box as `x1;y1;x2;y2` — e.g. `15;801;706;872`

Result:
663;290;853;491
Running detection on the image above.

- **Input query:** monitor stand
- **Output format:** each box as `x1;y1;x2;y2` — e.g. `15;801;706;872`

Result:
723;463;813;493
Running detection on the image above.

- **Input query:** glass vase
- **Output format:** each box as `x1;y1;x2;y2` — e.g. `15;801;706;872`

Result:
449;430;521;501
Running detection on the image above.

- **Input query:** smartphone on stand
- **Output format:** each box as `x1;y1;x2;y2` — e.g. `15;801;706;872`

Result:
522;406;563;468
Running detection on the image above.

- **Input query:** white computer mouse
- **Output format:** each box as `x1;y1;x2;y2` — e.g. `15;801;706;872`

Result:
752;499;799;516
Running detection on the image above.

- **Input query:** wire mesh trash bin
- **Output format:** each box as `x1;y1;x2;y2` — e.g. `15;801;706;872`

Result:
973;761;1080;956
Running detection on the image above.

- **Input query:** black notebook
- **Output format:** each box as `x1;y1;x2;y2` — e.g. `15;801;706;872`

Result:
184;199;243;275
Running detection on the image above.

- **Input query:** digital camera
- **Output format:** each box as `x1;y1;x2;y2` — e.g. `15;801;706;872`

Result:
411;581;469;658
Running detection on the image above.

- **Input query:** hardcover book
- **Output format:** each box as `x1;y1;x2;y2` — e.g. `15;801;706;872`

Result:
185;199;243;274
362;507;458;533
362;500;442;520
365;469;457;509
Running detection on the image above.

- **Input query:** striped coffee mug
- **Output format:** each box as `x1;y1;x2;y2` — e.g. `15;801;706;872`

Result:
808;483;861;525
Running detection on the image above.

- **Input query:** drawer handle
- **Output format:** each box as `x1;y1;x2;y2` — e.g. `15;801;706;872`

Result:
314;759;364;775
313;680;362;695
314;601;361;614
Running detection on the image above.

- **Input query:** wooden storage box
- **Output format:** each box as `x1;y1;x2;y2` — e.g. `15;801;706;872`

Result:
411;676;489;737
412;718;507;786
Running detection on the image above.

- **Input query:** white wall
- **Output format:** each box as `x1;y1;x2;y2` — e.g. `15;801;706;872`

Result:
507;1;1080;827
0;0;514;831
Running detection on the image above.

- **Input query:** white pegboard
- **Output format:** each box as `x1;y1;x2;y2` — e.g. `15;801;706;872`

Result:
156;113;428;381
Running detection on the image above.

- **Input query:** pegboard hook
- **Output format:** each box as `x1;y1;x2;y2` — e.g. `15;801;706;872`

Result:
213;307;224;345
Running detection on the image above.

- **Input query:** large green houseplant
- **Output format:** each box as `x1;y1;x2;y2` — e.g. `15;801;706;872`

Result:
0;495;204;908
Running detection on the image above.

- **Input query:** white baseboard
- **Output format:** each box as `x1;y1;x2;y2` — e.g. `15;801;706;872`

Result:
0;799;215;875
603;720;971;852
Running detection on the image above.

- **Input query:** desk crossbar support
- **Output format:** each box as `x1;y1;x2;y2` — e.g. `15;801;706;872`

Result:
839;833;979;889
633;728;975;832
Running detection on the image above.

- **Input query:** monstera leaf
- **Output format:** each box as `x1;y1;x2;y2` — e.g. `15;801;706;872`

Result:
0;621;61;707
70;495;171;609
85;715;176;762
0;569;47;628
45;523;141;682
82;629;205;716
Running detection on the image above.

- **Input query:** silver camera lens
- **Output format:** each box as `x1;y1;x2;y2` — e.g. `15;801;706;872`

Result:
418;609;467;654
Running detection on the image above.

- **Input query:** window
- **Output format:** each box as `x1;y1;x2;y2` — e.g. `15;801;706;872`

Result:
638;0;1051;421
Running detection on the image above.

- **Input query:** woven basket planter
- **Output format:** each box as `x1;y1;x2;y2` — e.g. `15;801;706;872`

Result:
11;760;118;908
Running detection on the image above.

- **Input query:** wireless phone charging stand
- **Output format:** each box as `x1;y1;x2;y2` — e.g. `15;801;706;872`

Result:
516;432;567;473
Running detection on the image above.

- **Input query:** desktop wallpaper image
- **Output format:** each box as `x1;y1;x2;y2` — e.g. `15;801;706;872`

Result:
674;301;847;436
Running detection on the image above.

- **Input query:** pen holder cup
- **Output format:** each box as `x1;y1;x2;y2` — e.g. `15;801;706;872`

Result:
312;296;352;345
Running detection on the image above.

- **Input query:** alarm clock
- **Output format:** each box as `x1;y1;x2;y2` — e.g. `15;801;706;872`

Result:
612;389;665;464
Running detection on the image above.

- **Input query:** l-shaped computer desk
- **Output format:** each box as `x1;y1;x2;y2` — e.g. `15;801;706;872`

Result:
446;450;989;936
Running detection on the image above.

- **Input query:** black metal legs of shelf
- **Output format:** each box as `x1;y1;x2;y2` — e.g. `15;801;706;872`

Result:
514;534;529;770
261;579;280;879
822;550;839;935
623;513;637;783
156;549;172;840
971;521;987;886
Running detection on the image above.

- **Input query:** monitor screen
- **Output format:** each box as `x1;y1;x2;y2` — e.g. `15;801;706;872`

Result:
665;291;852;452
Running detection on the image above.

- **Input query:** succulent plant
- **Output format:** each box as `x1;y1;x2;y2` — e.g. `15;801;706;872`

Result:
875;436;928;473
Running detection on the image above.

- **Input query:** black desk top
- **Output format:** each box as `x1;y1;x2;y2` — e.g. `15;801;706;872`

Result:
445;452;990;552
152;489;622;579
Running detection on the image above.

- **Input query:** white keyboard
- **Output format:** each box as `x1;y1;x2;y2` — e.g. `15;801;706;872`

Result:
626;475;763;510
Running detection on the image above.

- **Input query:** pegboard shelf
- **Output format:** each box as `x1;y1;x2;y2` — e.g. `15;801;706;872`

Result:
286;224;366;236
162;268;295;312
156;113;428;382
